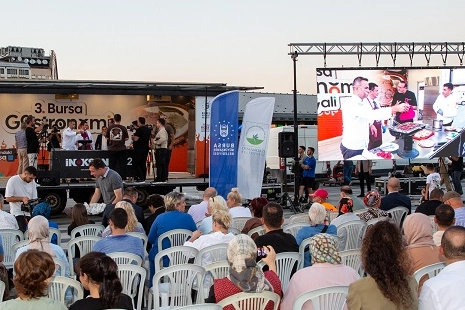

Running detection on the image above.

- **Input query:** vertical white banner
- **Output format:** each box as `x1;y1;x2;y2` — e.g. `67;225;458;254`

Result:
237;97;275;199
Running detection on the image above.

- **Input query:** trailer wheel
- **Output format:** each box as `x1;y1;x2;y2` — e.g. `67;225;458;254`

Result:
136;188;149;209
43;191;67;215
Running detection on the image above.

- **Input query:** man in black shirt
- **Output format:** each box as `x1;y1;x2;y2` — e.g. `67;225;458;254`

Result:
391;81;417;124
450;157;464;195
25;116;45;168
132;117;152;183
415;188;444;216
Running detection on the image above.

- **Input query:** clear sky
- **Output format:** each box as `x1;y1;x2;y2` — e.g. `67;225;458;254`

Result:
2;0;462;94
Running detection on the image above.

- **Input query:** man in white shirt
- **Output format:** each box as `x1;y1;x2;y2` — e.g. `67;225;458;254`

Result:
419;226;465;310
340;76;410;159
62;120;77;150
188;187;217;223
5;166;38;232
432;83;458;126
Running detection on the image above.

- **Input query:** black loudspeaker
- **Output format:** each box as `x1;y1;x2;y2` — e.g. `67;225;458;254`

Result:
278;132;296;158
37;170;60;186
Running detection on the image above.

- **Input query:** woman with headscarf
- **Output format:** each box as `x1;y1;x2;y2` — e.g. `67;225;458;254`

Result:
206;234;282;310
281;233;359;310
15;215;70;278
403;213;443;292
357;190;390;222
31;202;59;245
242;197;268;239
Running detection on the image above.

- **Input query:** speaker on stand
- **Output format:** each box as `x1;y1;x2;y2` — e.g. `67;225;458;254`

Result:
278;132;296;158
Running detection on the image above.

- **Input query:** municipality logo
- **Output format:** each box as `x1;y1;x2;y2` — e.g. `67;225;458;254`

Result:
245;125;265;146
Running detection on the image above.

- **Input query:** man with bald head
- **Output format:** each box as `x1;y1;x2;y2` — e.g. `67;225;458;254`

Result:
442;190;465;227
419;226;465;309
380;177;412;213
187;187;217;223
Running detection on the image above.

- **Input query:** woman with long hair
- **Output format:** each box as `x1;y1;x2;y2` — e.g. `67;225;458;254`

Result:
68;203;95;236
3;249;67;309
102;201;145;237
69;252;133;310
347;221;418;309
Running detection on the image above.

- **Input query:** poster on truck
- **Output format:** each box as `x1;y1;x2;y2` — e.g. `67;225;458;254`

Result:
0;94;190;177
316;67;465;161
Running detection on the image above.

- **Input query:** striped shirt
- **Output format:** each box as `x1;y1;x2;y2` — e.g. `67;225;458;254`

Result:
454;207;465;227
15;129;27;149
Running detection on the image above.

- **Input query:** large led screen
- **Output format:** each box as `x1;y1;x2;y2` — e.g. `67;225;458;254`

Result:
316;67;465;161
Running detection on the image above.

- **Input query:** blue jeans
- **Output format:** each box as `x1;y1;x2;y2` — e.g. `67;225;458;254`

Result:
343;164;354;185
452;171;463;195
340;144;363;160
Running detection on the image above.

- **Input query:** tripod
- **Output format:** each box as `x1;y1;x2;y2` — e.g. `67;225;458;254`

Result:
278;192;305;214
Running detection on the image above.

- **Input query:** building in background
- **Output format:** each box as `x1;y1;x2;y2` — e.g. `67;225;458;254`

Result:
0;46;58;80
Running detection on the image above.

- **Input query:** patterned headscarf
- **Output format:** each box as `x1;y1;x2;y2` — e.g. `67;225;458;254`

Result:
338;197;354;215
227;234;272;293
364;190;381;208
310;233;341;265
27;215;55;257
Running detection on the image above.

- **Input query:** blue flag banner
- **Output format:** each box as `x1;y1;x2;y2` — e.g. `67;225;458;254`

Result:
209;91;239;198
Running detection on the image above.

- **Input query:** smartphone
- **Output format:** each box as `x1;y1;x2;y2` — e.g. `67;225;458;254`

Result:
257;247;267;259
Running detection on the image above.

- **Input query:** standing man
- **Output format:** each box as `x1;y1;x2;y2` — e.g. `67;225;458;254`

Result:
162;115;176;180
419;226;465;310
62;120;77;150
88;158;123;206
343;160;354;185
4;166;38;232
449;156;463;195
153;118;168;183
75;121;93;150
340;76;409;159
15;122;28;174
433;83;458;126
106;114;129;180
132;117;152;183
25;116;45;168
391;81;417;124
294;146;308;202
367;82;383;149
94;126;108;150
301;147;316;196
356;160;372;197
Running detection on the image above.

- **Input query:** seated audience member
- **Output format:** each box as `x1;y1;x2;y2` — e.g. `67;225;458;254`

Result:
281;234;359;310
143;194;166;235
242;197;268;238
403;213;443;291
0;234;9;300
442;190;465;227
188;187;217;223
255;202;299;254
347;221;418;310
330;197;360;227
357;190;390;222
69;252;133;310
380;177;412;213
93;208;144;259
31;202;59;245
15;215;70;277
415;188;444;216
68;203;95;236
310;188;337;211
101;187;144;227
102;200;145;237
432;204;455;246
340;185;366;211
148;191;197;287
296;203;337;267
419;226;465;310
199;195;228;235
226;188;252;218
184;209;235;265
0;193;19;229
5;250;67;309
206;234;282;309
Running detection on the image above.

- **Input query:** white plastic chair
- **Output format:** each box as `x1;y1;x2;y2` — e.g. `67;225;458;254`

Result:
49;227;62;244
194;243;228;266
283;222;308;237
157;229;193;252
228;227;241;235
67;236;101;276
108;252;143;266
11;239;29;255
336;220;367;251
413;262;446;284
339;249;364;278
365;217;390;231
0;229;24;269
204;261;230;280
289;213;311;224
53;257;68;277
292;285;349;310
387;206;409;228
247;225;266;239
230;217;252;231
272;252;301;292
0;280;5;303
176;304;222;310
428;215;438;234
117;264;146;310
217;291;281;310
127;231;148;250
47;276;84;306
70;224;105;238
148;264;205;310
327;211;339;224
155;246;199;272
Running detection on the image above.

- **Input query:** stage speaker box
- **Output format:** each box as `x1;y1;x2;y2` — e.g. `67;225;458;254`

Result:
37;170;60;186
278;132;296;158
